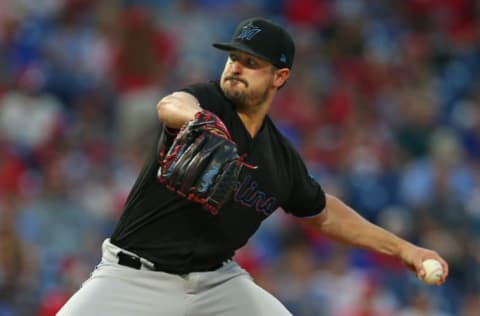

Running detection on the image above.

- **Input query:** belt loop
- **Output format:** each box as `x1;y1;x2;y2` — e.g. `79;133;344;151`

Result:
117;251;142;269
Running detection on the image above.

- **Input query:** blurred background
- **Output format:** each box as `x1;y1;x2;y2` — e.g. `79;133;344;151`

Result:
1;0;480;315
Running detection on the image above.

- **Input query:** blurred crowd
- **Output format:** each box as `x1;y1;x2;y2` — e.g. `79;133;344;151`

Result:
1;0;480;315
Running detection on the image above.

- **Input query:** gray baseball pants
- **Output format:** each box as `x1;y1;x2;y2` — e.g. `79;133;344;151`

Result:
57;239;292;316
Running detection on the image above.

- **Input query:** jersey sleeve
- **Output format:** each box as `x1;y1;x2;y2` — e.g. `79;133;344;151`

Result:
180;81;225;115
282;149;326;217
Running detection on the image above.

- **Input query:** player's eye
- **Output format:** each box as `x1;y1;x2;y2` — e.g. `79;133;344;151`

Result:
246;58;257;68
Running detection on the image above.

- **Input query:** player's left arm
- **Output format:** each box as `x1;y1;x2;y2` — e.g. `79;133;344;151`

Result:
299;193;449;285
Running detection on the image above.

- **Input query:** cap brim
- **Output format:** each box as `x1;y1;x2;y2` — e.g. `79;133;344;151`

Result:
212;42;273;65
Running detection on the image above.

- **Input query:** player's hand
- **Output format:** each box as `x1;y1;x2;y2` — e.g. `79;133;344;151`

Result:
398;244;449;285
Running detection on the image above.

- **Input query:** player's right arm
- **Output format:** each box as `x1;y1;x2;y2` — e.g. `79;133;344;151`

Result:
300;194;449;285
156;92;203;129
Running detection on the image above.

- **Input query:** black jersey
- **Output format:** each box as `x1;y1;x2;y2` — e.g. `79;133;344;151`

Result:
111;81;326;273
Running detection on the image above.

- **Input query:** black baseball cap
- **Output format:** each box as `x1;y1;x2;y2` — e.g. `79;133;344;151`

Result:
213;17;295;69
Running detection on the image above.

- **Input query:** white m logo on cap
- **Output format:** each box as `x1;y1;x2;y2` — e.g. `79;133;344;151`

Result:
236;23;262;40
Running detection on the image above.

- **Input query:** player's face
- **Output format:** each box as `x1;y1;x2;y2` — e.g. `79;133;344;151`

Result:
220;51;277;108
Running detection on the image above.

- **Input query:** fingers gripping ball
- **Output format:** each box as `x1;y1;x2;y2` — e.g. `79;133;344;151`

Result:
420;259;443;285
158;110;254;214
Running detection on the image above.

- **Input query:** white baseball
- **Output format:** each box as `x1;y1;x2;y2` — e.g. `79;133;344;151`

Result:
421;259;443;285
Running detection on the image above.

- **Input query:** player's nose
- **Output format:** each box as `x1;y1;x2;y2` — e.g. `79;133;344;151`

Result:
229;60;243;74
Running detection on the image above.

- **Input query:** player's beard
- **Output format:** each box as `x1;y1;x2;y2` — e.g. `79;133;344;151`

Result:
222;78;272;108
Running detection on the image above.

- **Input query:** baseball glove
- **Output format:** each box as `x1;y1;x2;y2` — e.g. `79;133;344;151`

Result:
158;110;253;214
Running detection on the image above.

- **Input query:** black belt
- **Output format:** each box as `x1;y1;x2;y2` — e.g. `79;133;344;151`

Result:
117;251;227;274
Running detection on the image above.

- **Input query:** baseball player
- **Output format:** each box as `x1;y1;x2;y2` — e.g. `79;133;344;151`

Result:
57;17;448;316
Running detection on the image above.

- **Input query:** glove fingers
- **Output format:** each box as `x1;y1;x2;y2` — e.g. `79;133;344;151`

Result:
181;134;237;192
194;140;239;194
173;134;220;192
161;128;197;174
167;133;235;192
158;110;245;214
205;160;243;212
190;111;232;139
166;133;210;188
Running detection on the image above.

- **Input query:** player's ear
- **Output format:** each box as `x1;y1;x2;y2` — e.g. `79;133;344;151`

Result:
273;68;290;88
